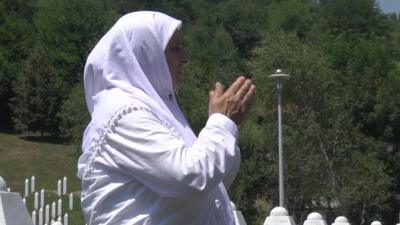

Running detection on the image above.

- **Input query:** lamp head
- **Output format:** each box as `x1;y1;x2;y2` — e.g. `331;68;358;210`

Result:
269;69;291;79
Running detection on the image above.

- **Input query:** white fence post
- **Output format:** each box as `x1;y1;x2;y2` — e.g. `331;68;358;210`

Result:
371;221;382;225
304;212;327;225
332;216;351;225
263;207;295;225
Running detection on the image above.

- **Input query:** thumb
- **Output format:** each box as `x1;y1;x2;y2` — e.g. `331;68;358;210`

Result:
208;90;215;101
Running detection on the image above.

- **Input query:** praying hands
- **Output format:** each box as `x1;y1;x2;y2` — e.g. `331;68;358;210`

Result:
208;76;256;127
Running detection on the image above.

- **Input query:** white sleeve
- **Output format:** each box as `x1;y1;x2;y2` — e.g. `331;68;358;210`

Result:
103;110;240;199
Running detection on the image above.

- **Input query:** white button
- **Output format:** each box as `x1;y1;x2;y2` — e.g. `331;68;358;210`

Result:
215;199;221;208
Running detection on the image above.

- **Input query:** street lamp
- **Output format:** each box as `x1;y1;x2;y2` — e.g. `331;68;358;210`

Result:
269;69;290;207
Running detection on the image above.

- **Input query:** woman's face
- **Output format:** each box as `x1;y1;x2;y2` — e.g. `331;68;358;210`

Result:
165;30;189;90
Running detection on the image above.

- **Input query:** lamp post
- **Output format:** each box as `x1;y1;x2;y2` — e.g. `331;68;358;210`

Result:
269;69;290;207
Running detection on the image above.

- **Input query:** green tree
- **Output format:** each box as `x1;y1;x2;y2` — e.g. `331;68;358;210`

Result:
0;0;35;130
243;30;391;224
11;0;114;135
58;82;89;147
218;0;267;59
267;0;315;40
11;46;60;134
317;0;389;38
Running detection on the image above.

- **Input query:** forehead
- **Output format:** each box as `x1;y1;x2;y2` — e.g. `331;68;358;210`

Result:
168;29;182;45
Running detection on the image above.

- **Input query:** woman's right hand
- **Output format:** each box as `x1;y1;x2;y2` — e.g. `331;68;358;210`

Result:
208;76;256;127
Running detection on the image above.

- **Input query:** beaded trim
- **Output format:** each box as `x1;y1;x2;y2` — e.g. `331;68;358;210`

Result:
81;104;178;178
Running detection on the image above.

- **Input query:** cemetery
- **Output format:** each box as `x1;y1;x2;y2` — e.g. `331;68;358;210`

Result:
0;175;395;225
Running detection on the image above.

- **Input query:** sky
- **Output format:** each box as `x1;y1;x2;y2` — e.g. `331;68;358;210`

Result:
375;0;400;14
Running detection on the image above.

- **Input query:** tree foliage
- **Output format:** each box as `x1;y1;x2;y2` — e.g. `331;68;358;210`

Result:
10;0;114;136
0;0;35;130
2;0;400;224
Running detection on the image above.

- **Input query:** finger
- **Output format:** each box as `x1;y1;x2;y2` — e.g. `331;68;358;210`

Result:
236;79;252;100
224;76;246;96
214;82;224;97
241;84;256;106
208;90;214;101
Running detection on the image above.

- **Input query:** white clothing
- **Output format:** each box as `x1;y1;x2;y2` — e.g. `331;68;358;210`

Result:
78;11;241;225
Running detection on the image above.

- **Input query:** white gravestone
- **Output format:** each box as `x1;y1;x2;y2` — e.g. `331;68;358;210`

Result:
63;213;68;225
263;206;295;225
51;202;56;219
34;192;39;210
25;179;29;197
45;204;50;225
62;177;67;195
57;199;62;218
304;212;327;225
332;216;351;225
68;193;73;211
32;210;37;225
39;208;43;225
57;180;62;197
0;176;34;225
40;189;45;208
31;176;36;193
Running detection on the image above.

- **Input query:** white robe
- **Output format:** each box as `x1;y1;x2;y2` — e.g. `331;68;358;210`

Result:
79;89;240;225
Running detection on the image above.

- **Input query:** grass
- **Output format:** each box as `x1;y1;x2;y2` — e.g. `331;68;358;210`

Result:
0;132;85;224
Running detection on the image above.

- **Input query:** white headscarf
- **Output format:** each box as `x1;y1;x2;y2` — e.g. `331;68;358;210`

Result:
79;11;197;171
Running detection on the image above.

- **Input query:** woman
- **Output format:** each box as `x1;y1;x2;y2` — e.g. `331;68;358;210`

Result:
78;11;256;225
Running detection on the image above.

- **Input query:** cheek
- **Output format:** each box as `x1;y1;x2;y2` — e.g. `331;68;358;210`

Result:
171;55;181;69
165;51;178;69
